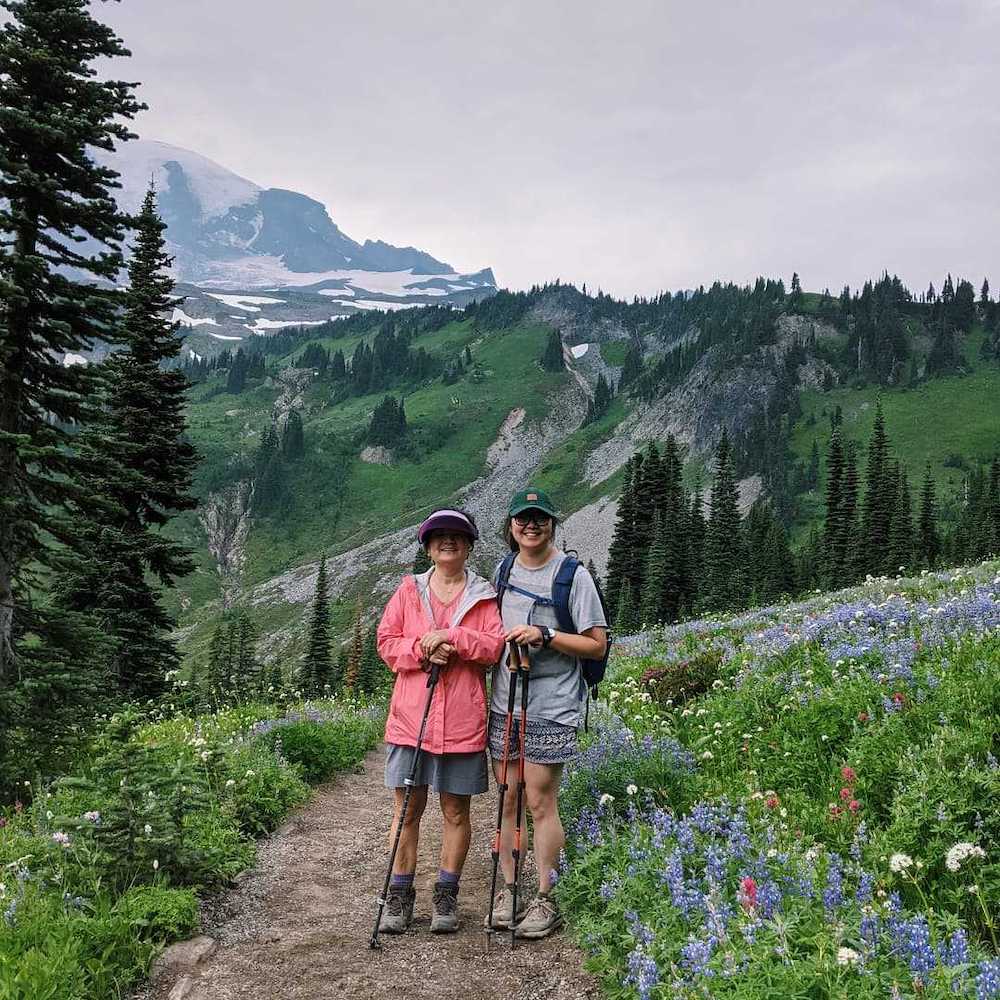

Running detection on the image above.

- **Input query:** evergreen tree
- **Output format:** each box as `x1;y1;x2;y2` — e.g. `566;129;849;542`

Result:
226;348;248;393
303;556;333;694
639;514;668;627
614;579;639;634
917;464;940;568
789;271;804;309
234;611;259;693
281;410;305;460
586;373;613;423
254;424;285;513
619;341;643;388
57;189;197;697
823;429;845;586
344;601;365;692
702;431;743;611
887;466;914;574
541;329;565;371
860;400;891;576
841;443;861;583
0;0;143;683
358;623;384;694
687;486;706;610
207;622;231;704
605;455;638;622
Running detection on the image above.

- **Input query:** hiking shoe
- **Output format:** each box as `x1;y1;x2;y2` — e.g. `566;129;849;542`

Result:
430;882;459;934
513;893;562;939
483;885;527;930
378;885;415;934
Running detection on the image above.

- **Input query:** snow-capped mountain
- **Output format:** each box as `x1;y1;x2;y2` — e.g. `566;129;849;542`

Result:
91;140;496;308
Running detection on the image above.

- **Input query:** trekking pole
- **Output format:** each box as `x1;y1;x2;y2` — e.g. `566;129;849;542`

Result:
370;660;441;950
485;641;520;947
509;642;531;950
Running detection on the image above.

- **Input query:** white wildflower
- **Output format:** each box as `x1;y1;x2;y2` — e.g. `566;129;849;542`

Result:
225;779;236;788
599;793;615;807
626;784;638;796
837;946;860;966
945;842;986;872
143;823;152;835
889;853;913;873
701;751;714;761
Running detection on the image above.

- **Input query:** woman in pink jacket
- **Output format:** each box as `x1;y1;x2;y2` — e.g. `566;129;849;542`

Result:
376;508;505;936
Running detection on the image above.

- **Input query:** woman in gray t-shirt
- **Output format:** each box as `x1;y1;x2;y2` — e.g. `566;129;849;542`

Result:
487;487;607;940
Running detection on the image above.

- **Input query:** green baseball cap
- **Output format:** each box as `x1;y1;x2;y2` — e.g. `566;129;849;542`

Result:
508;487;558;518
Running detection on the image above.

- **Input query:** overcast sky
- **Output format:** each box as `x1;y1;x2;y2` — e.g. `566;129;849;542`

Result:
99;0;999;298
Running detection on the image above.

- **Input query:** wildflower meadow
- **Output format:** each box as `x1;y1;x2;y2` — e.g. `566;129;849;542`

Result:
555;562;1000;999
0;697;382;999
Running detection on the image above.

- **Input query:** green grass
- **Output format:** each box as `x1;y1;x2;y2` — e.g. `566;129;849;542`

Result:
789;345;1000;539
600;341;629;366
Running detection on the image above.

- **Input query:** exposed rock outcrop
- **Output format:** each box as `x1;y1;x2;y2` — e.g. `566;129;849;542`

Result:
199;479;254;607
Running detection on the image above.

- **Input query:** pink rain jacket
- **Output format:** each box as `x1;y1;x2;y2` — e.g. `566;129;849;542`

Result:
378;568;505;754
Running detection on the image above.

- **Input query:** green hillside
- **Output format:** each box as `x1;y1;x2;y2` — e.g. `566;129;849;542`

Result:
170;277;1000;675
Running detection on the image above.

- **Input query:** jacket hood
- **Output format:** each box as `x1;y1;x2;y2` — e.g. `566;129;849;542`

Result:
412;567;497;627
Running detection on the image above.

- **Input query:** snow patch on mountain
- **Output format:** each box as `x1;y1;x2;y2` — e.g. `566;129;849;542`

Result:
172;308;218;327
63;353;88;367
244;318;330;333
206;293;286;312
94;139;259;219
570;343;590;358
209;332;244;341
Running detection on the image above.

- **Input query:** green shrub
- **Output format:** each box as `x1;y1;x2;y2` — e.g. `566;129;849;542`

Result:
261;721;372;784
218;742;310;835
114;885;200;941
642;647;722;707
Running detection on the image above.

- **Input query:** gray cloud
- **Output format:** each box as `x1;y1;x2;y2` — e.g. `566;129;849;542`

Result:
100;0;1000;297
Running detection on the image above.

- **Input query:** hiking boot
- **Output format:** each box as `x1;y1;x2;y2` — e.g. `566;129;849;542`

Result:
430;882;459;934
378;885;415;934
513;893;562;939
483;885;527;930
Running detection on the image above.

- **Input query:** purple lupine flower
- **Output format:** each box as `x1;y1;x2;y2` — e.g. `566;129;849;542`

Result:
976;958;1000;1000
823;853;844;914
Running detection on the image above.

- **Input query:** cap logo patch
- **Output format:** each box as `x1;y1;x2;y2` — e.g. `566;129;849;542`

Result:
527;493;538;501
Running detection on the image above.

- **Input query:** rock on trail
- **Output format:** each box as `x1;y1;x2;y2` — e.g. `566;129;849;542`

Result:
142;747;599;1000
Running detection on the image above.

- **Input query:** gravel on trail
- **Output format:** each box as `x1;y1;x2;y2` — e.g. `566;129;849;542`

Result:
143;746;601;1000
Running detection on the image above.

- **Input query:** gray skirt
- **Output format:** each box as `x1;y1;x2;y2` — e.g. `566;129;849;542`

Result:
384;743;489;795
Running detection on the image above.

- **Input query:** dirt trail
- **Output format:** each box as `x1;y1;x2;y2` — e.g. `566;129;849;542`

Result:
148;747;600;1000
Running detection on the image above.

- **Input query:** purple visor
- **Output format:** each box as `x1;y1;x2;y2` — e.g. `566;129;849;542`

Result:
417;509;478;544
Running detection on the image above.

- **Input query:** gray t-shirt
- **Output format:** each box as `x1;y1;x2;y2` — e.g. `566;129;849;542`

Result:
490;552;607;728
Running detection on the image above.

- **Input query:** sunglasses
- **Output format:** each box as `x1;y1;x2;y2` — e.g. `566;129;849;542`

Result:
512;512;552;527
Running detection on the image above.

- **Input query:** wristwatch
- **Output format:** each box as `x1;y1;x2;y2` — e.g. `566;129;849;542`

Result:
540;626;556;648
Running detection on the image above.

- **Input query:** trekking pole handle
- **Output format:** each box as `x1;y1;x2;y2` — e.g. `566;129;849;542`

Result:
508;640;521;673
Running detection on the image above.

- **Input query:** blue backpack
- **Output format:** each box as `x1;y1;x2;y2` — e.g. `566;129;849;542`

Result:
495;552;613;704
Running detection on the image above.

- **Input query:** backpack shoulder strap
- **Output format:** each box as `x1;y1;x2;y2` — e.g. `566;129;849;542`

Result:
495;552;517;612
550;555;580;634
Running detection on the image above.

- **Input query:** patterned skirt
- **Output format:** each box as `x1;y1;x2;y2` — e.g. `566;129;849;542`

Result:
487;710;578;765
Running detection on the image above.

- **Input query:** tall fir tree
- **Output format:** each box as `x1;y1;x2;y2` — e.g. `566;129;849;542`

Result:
344;600;365;692
687;484;706;610
303;556;333;694
917;463;940;568
605;454;638;622
0;0;143;685
822;429;845;586
639;514;669;626
860;400;892;576
281;410;305;460
57;188;197;697
358;623;385;694
702;431;743;611
887;465;914;574
541;329;565;371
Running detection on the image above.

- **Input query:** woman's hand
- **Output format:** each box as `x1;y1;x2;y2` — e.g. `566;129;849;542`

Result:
428;642;456;666
505;625;543;649
419;629;450;656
